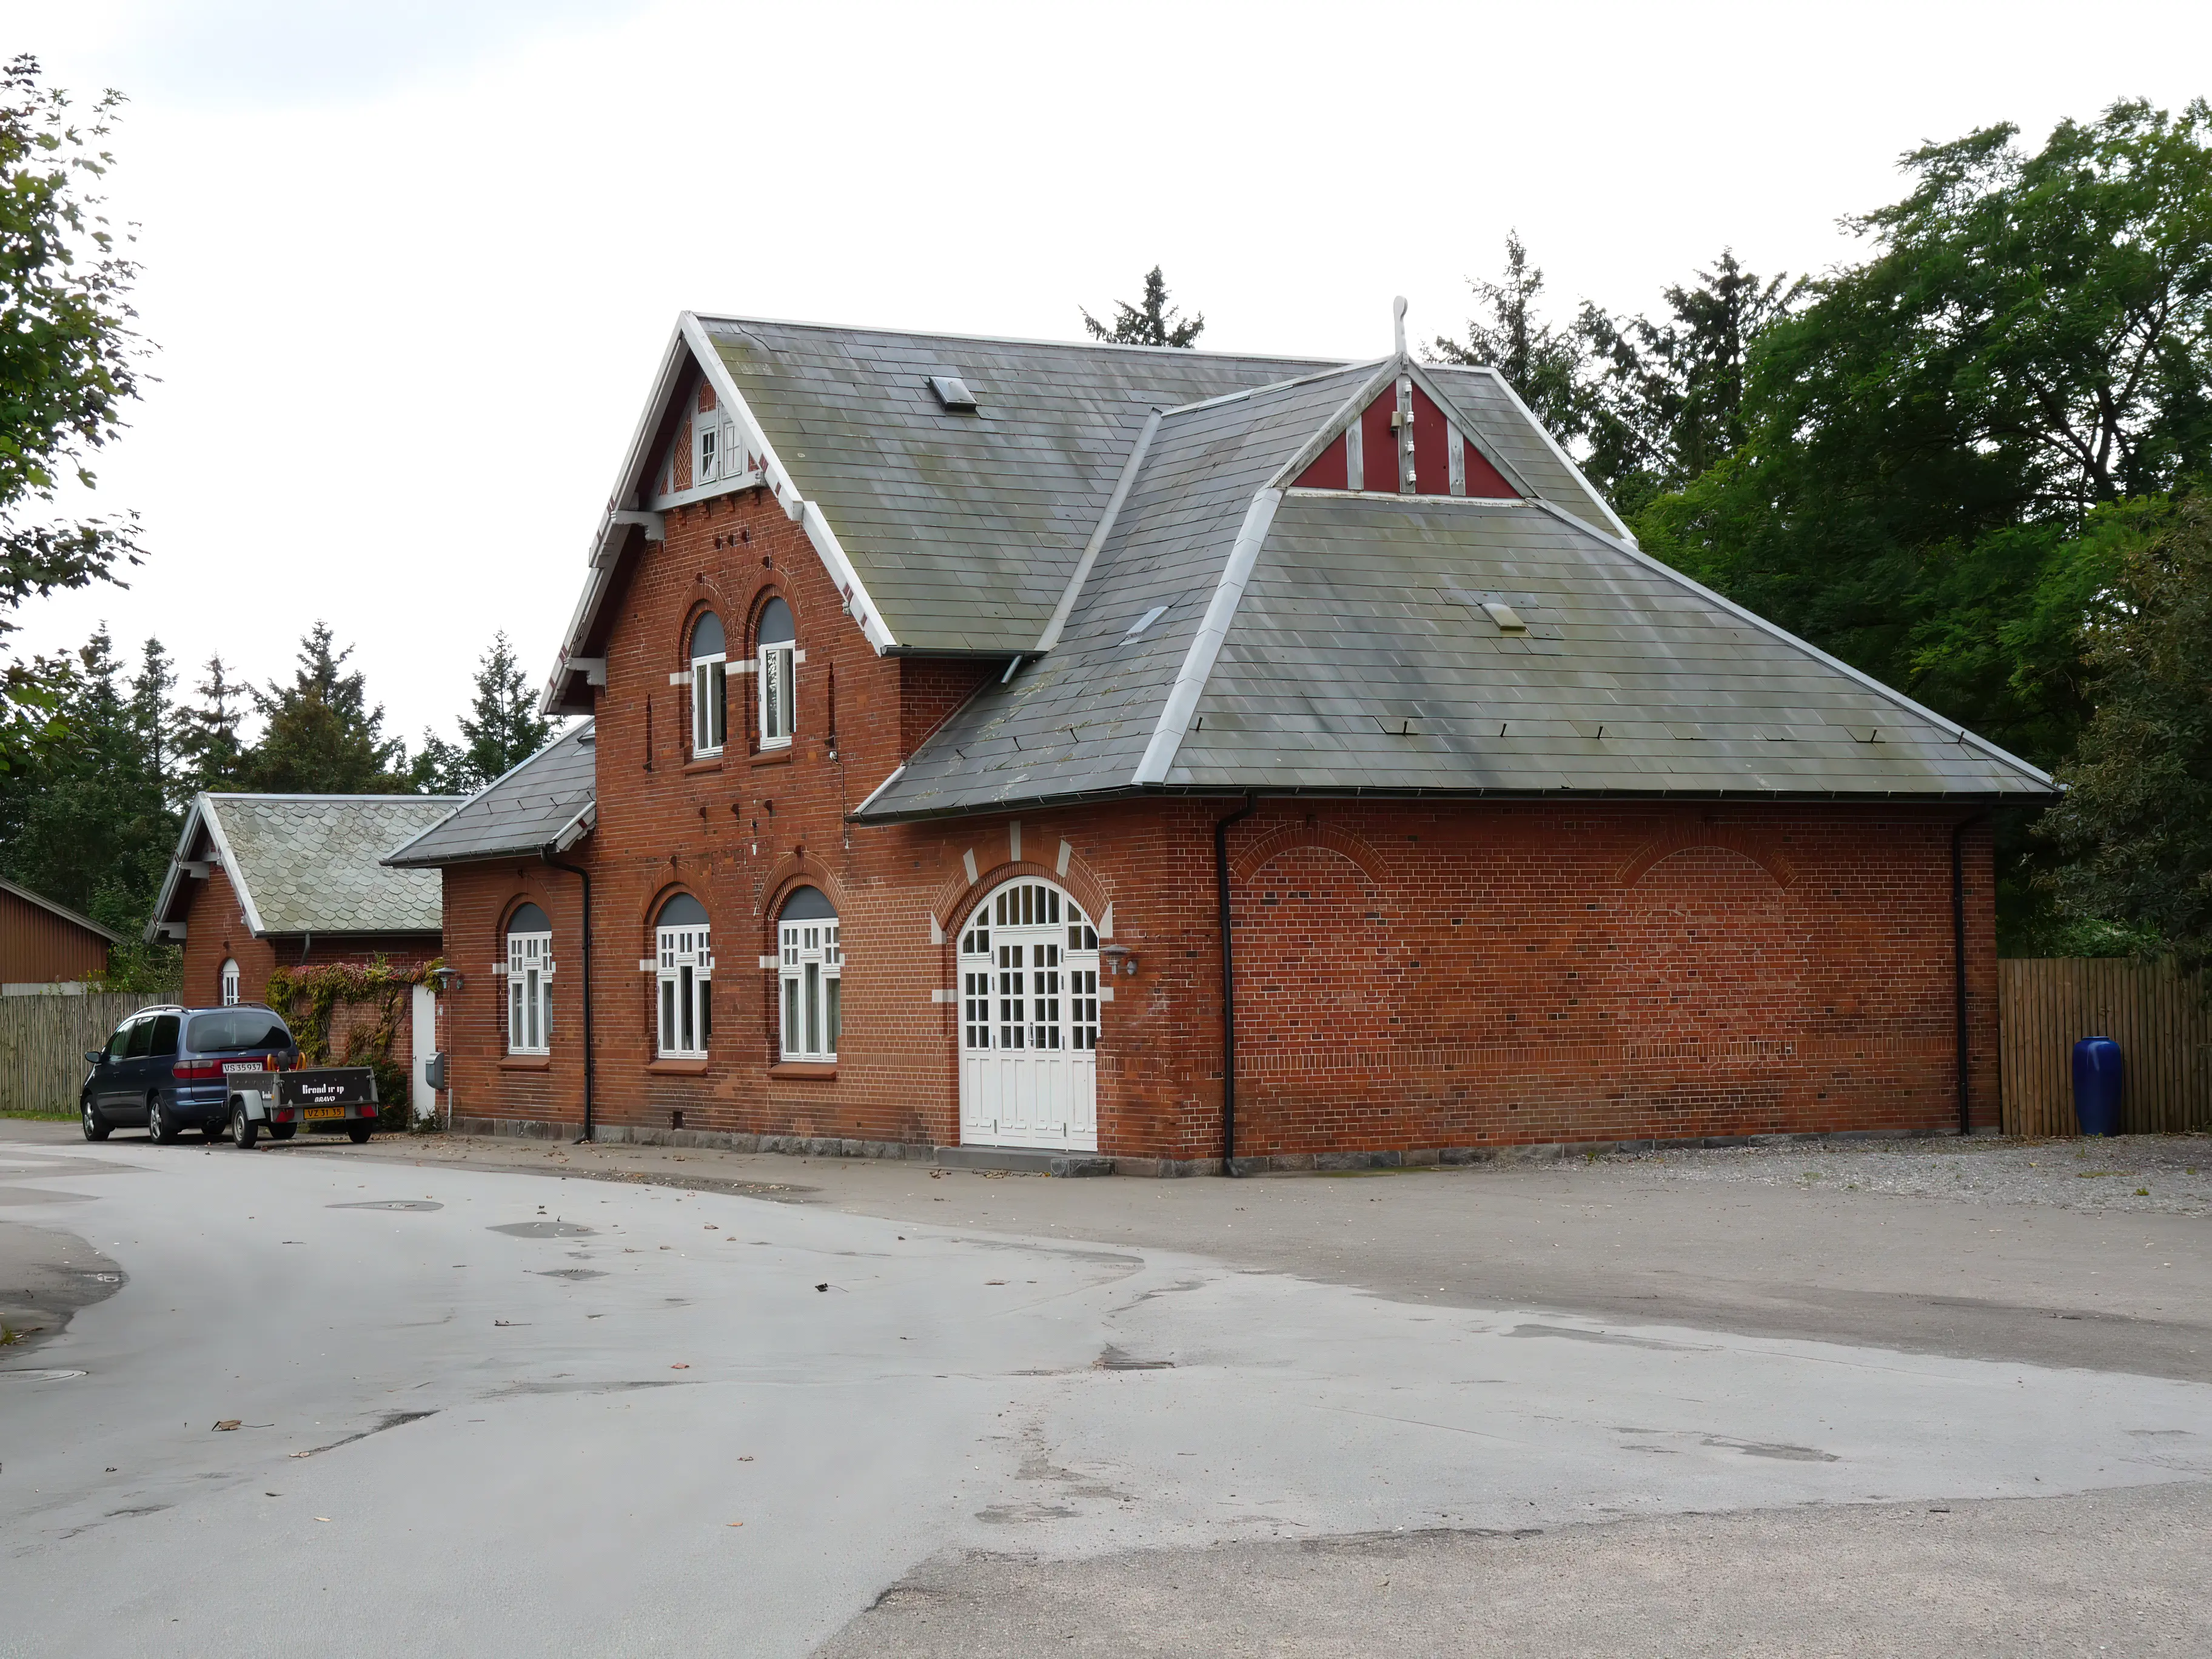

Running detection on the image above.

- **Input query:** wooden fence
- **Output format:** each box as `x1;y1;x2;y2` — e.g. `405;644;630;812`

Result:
0;987;177;1114
1999;958;2212;1137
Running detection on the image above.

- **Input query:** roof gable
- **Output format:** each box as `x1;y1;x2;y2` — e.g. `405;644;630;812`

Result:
1289;370;1522;500
150;794;462;941
384;723;597;868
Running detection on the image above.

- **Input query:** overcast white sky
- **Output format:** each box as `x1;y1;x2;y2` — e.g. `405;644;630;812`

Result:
12;0;2211;746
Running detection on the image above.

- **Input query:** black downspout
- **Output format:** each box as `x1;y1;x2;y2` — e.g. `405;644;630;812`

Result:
1951;811;1990;1138
1215;793;1258;1178
542;849;595;1144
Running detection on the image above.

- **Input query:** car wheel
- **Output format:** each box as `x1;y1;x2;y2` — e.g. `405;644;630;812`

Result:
348;1125;372;1144
231;1101;258;1149
270;1123;296;1141
148;1094;178;1144
81;1097;110;1141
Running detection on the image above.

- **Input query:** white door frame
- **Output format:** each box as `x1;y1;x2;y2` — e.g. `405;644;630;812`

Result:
957;877;1101;1151
409;982;438;1122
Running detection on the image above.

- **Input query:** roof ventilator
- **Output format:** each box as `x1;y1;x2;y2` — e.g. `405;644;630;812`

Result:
928;374;979;412
1124;605;1168;638
1481;601;1527;634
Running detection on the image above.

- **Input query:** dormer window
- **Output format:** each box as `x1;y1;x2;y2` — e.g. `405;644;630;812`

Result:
757;597;794;750
690;611;727;757
695;417;719;483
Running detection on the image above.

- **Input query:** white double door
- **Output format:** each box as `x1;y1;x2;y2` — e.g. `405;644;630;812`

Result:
957;879;1099;1151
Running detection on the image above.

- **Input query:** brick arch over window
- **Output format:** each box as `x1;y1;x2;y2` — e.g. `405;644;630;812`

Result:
674;581;740;666
1618;823;1797;891
1230;821;1390;886
932;855;1112;939
638;882;712;946
760;853;850;942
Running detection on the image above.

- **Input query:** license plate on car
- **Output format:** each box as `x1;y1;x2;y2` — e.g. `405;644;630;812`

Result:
303;1106;347;1121
223;1062;264;1074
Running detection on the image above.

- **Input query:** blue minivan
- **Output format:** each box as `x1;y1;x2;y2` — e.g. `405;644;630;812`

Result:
81;1004;301;1143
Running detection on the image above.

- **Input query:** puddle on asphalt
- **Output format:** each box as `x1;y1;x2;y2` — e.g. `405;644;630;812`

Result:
534;1268;606;1281
491;1221;595;1238
330;1200;444;1212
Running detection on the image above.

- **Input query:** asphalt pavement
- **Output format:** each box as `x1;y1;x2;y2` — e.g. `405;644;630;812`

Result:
2;1121;2208;1657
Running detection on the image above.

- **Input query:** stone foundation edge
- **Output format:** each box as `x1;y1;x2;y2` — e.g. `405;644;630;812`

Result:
446;1115;1980;1176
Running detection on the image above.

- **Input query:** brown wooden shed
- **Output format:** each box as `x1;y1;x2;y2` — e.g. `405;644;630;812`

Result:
0;877;118;988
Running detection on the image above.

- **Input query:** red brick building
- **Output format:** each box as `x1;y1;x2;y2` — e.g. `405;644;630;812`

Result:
386;314;2053;1171
150;793;459;1114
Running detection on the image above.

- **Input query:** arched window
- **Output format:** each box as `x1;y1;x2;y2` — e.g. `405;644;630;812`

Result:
655;893;712;1058
220;958;240;1006
777;886;840;1061
689;612;727;757
756;597;794;751
506;902;552;1056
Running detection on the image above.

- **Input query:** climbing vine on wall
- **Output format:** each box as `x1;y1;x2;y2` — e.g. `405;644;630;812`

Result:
264;957;442;1128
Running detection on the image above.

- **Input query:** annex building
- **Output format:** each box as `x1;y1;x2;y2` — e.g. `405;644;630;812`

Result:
386;312;2054;1171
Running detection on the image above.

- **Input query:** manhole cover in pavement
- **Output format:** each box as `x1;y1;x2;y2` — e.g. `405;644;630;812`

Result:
491;1221;595;1238
534;1269;606;1281
330;1200;444;1211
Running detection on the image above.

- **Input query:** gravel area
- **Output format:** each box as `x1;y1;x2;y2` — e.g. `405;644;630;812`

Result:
1610;1133;2212;1216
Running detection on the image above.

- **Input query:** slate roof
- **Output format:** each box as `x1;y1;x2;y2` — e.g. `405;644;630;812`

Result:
546;317;1628;708
546;312;2054;820
383;723;597;868
148;794;461;942
853;411;2057;820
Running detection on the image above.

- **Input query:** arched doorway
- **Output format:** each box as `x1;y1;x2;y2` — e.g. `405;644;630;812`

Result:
957;877;1101;1151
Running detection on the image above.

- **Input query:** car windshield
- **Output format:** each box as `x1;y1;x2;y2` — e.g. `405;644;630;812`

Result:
185;1011;293;1053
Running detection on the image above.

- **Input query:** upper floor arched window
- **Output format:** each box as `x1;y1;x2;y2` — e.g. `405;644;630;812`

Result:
655;893;712;1058
756;597;794;751
506;902;552;1056
689;612;727;757
220;957;240;1006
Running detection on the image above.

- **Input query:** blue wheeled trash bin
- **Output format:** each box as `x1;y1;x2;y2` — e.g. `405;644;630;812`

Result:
2071;1036;2124;1137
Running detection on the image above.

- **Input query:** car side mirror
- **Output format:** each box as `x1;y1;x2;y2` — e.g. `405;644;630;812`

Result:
85;1050;104;1066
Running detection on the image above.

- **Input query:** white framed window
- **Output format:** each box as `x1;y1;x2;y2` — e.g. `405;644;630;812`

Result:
654;893;712;1058
777;886;840;1061
756;596;794;750
958;880;1100;1053
694;413;719;483
689;611;727;757
505;902;553;1056
220;958;240;1006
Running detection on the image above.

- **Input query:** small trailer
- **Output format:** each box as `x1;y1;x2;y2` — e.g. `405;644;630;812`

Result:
226;1065;381;1147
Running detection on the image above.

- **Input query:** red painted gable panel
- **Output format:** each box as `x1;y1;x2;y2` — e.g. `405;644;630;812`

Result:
1463;434;1517;498
1293;434;1348;491
1410;384;1452;497
1361;392;1399;494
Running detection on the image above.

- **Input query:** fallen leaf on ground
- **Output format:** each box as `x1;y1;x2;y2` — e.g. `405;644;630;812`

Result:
671;1363;690;1370
213;1420;241;1432
727;1521;743;1527
814;1283;828;1292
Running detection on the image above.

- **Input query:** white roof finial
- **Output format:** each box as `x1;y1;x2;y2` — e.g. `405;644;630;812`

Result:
1392;295;1408;360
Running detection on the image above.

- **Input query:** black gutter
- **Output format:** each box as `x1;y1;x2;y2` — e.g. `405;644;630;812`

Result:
541;848;596;1144
852;782;2058;828
1951;811;1991;1138
1214;793;1258;1178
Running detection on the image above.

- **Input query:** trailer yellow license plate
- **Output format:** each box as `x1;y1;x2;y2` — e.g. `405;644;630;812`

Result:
303;1106;347;1121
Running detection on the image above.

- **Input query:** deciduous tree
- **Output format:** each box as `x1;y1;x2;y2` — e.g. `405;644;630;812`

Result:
0;57;144;759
